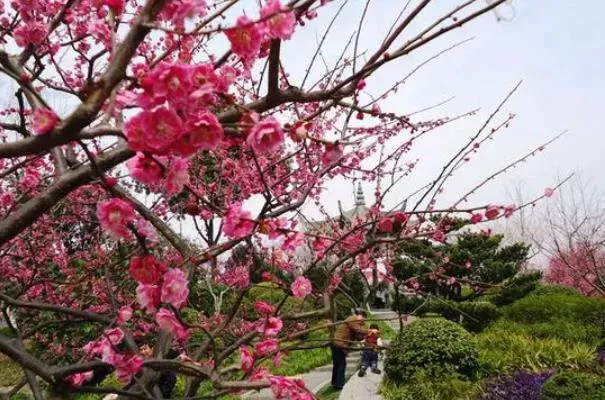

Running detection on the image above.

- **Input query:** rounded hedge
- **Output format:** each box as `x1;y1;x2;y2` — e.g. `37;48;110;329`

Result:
385;317;479;383
540;371;605;400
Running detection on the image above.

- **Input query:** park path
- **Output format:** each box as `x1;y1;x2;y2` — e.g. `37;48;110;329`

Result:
244;309;408;399
338;310;412;400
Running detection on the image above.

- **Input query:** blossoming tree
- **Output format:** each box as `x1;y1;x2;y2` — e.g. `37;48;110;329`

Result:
0;0;564;398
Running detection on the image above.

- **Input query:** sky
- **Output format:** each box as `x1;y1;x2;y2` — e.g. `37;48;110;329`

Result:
269;0;605;220
2;0;603;245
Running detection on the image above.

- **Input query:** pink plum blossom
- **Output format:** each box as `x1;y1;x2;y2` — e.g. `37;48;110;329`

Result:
164;158;190;196
240;346;254;372
255;338;279;357
254;301;275;315
126;153;163;185
96;198;136;238
291;276;312;298
377;217;393;233
32;108;59;135
160;268;189;308
129;255;167;285
156;308;188;340
260;0;296;40
223;203;255;238
225;16;263;65
136;283;161;313
247;117;284;153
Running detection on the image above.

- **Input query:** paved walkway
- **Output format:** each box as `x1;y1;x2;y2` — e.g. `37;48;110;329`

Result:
338;310;413;400
240;309;408;400
338;359;383;400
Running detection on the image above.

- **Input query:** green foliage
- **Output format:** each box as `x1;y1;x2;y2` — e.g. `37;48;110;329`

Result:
475;330;596;376
540;371;605;400
489;271;542;306
489;318;602;346
0;352;23;386
385;318;479;383
391;292;426;314
427;300;499;332
381;372;480;400
531;284;582;297
496;288;605;346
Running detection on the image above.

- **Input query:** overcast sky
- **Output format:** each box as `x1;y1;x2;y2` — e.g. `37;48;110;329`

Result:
3;1;601;242
265;0;604;220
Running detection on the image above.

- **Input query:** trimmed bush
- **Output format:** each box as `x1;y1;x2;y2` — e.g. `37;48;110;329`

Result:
479;370;552;400
385;318;479;383
540;371;605;400
427;300;499;332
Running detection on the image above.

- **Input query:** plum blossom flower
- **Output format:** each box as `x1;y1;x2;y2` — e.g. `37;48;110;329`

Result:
255;338;279;357
544;187;555;197
32;108;59;135
223;202;255;238
110;353;144;383
433;230;445;242
151;62;192;102
117;306;133;324
163;0;207;29
283;232;305;252
145;107;185;153
321;143;343;166
254;301;275;315
66;371;93;387
136;283;161;313
225;16;263;65
164;158;190;196
240;346;254;372
161;268;189;308
260;0;296;40
104;327;125;346
96;198;136;238
247;117;284;153
261;317;283;337
291;276;312;298
470;213;483;224
377;217;393;233
485;205;500;220
127;153;163;185
268;376;313;400
124;111;152;152
393;212;409;225
156;308;188;340
185;111;224;150
14;21;47;47
129;255;167;285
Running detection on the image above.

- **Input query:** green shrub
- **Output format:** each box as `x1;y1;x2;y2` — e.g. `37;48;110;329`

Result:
497;290;605;346
531;284;581;297
427;300;499;332
381;371;480;400
489;272;541;306
475;330;596;376
540;371;605;400
385;318;479;383
391;292;427;314
489;318;602;345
